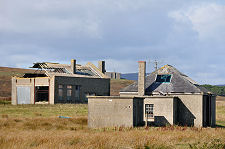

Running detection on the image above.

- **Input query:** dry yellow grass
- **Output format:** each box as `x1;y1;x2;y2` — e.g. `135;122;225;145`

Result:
0;102;224;149
0;118;224;149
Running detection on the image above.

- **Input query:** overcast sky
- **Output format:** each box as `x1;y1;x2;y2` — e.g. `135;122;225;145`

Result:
0;0;225;84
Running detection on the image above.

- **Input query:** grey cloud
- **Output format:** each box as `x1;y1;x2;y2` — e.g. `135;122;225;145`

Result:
0;0;225;84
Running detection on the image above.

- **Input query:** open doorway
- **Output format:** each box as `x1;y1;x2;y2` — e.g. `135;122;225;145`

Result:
35;86;49;104
203;95;212;127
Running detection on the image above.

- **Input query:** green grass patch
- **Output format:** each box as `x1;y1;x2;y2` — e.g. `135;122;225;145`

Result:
0;100;11;104
0;104;87;118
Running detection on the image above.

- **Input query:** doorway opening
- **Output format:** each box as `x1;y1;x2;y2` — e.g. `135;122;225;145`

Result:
35;86;49;104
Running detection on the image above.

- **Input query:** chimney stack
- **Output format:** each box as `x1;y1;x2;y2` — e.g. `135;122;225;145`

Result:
71;59;76;74
138;61;146;96
98;61;106;74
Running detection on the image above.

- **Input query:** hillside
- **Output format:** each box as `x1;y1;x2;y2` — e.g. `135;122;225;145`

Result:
0;67;35;97
110;79;135;96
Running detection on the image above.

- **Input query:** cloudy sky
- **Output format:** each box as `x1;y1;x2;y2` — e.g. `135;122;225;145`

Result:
0;0;225;84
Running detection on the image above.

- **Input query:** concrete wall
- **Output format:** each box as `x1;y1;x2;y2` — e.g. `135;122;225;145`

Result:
12;77;54;105
120;92;138;97
175;94;203;127
88;96;144;128
54;76;110;103
144;97;177;126
11;77;17;105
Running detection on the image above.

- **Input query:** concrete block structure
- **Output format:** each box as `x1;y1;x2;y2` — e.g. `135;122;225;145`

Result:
88;96;144;128
105;72;121;80
88;61;216;128
12;59;110;104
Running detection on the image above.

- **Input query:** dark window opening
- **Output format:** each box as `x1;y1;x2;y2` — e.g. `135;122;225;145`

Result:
35;86;49;102
145;104;154;118
67;85;72;100
156;74;172;83
23;73;47;78
75;85;80;101
58;85;63;100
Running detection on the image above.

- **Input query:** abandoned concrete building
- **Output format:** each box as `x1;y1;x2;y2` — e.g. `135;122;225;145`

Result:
12;60;110;105
88;61;216;128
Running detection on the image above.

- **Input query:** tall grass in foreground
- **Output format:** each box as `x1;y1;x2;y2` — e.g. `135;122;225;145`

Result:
0;117;224;149
0;103;224;149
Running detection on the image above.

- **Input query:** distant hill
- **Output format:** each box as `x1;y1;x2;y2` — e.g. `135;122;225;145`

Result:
121;73;138;80
201;84;225;96
121;73;151;80
0;67;35;97
216;84;225;87
110;79;135;96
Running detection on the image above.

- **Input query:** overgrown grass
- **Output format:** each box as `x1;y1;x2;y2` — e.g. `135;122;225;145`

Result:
216;101;225;127
0;102;224;148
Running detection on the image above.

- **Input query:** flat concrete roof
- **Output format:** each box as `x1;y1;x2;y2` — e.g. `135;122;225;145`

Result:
88;95;177;99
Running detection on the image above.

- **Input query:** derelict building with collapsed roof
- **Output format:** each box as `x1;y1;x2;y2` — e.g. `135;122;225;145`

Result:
11;59;110;104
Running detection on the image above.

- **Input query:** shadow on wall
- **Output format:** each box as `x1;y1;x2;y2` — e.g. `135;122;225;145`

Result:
154;116;170;126
146;116;169;126
177;98;196;126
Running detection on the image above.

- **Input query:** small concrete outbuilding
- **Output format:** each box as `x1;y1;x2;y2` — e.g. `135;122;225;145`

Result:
88;61;216;128
12;59;110;105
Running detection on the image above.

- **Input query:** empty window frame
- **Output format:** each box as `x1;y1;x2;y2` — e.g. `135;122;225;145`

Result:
156;74;172;83
58;85;63;100
145;104;154;118
67;85;72;100
75;85;80;101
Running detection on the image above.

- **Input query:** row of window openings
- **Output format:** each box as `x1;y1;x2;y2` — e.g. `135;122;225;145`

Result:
58;85;80;100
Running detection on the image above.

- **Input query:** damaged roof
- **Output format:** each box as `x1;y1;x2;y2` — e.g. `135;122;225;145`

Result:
30;62;107;78
120;65;210;94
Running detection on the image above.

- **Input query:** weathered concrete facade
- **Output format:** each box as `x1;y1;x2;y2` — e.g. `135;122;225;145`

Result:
88;96;144;128
88;94;216;128
144;96;177;126
88;61;216;128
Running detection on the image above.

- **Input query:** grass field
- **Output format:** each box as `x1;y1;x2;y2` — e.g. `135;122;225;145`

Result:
0;67;225;148
0;102;224;149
